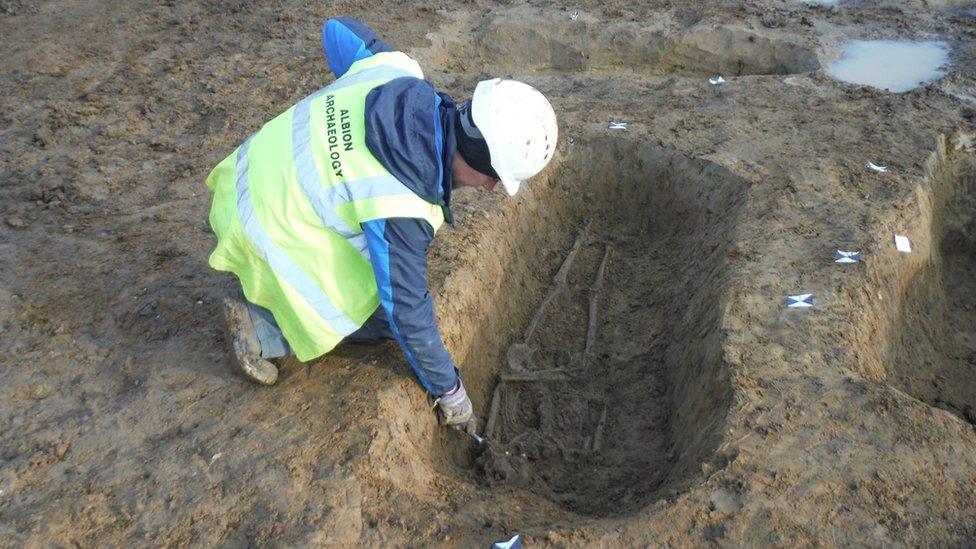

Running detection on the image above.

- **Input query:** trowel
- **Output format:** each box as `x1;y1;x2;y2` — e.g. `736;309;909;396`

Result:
453;424;486;446
468;431;486;445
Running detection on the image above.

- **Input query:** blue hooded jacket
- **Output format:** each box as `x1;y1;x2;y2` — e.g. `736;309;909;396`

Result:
322;17;459;396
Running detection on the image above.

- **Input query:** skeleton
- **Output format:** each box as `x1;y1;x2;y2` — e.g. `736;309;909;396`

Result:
485;223;613;453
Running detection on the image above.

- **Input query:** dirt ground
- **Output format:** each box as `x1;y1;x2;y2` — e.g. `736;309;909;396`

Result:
2;0;976;546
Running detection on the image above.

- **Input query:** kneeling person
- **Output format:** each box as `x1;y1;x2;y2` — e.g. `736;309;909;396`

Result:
205;17;557;434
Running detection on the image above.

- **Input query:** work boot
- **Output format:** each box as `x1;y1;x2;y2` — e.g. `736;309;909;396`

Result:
219;293;278;385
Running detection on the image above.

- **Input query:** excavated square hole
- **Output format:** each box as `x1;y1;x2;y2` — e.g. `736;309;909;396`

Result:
883;137;976;426
415;137;750;518
417;7;820;77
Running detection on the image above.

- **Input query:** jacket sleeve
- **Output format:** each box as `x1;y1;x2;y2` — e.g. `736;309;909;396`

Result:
361;217;459;396
321;17;395;79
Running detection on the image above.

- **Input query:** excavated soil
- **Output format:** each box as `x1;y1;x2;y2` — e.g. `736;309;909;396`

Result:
3;0;976;546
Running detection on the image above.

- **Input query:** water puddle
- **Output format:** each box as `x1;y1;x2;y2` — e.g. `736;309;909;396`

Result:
826;40;950;93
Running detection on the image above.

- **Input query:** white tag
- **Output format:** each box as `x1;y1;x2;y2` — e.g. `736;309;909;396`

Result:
867;161;888;173
493;534;522;549
835;250;861;263
787;294;814;308
895;235;912;253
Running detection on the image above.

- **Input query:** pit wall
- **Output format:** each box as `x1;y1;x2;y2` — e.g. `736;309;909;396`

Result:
627;147;748;494
417;7;820;76
882;135;976;420
373;136;749;507
851;134;976;422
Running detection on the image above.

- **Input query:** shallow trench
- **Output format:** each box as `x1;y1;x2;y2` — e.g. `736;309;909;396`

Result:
418;8;819;77
881;136;976;425
395;137;750;518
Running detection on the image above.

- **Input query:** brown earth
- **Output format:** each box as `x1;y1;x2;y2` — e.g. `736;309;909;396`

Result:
2;0;976;546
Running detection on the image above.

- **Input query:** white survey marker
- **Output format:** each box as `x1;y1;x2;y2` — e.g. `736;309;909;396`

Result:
867;161;889;173
787;294;814;308
493;534;522;549
608;121;628;130
570;10;579;20
835;250;861;263
709;76;726;85
895;234;912;252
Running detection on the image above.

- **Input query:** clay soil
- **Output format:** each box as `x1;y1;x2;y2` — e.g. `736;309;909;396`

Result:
2;0;976;546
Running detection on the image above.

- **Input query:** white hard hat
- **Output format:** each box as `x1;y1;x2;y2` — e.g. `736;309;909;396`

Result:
470;79;558;196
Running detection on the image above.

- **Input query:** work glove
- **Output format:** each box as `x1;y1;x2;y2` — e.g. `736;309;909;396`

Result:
433;379;478;435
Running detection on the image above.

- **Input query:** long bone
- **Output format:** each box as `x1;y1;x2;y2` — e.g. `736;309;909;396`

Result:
583;244;612;367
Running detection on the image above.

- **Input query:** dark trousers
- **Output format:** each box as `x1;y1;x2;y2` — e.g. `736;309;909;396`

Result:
245;300;393;359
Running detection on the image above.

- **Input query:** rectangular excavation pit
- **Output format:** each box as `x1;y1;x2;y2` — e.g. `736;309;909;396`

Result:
423;136;750;518
415;8;819;77
881;135;976;425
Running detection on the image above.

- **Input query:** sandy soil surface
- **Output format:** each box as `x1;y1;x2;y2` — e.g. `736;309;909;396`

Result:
2;0;976;546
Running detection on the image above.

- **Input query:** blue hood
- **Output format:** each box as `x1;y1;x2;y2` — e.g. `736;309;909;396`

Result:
364;77;456;225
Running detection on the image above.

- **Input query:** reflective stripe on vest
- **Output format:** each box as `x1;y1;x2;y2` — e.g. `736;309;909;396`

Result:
207;51;445;360
235;137;362;335
291;62;418;259
239;61;423;336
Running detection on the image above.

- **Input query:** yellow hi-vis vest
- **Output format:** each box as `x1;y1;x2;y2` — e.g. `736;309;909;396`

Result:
205;52;445;361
